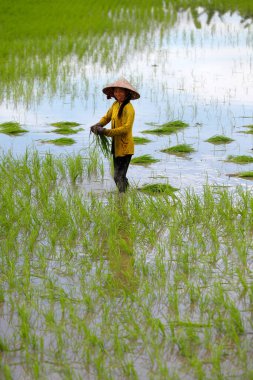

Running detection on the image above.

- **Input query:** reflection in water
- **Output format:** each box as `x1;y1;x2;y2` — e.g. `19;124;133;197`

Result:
1;1;253;105
106;196;138;294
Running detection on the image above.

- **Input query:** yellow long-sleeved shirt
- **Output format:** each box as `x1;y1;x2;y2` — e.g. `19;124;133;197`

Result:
99;101;135;157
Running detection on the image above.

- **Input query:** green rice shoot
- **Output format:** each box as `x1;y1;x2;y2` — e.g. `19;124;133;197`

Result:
0;121;28;135
161;143;195;155
138;183;179;194
41;137;76;145
133;137;152;144
239;129;253;134
141;120;188;135
228;171;253;179
53;127;83;135
241;124;253;128
131;154;160;165
161;120;189;128
205;135;234;144
50;121;81;128
93;134;111;158
225;155;253;164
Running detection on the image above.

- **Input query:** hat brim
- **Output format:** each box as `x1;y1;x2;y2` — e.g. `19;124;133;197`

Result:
102;86;140;100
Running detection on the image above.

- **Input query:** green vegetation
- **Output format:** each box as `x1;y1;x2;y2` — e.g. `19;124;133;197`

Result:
0;150;253;378
161;120;188;128
0;121;28;135
228;171;253;179
138;183;179;194
49;121;83;135
53;127;83;135
133;136;152;144
41;137;76;145
142;120;188;135
50;121;81;127
91;134;111;158
161;143;195;155
131;154;160;165
225;155;253;164
238;125;253;134
240;124;253;129
2;1;253;104
205;135;234;144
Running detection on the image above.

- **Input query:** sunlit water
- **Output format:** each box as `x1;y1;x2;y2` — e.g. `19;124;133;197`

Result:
1;11;253;192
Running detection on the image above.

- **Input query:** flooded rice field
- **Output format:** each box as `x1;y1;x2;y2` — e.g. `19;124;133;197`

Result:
1;8;253;192
1;2;253;379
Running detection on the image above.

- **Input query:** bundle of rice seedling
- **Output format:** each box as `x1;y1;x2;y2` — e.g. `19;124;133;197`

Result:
138;183;179;194
41;138;76;146
0;121;28;135
131;154;159;165
53;127;83;135
161;143;195;155
205;135;234;144
93;134;111;158
141;120;188;135
50;121;81;127
225;155;253;164
133;137;152;145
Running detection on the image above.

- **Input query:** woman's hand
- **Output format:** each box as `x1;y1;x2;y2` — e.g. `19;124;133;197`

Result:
90;124;102;135
96;126;105;135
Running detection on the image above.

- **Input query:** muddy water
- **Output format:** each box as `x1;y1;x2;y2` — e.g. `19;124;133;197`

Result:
0;11;253;192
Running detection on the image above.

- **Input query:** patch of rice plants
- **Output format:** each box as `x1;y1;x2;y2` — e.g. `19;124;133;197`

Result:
138;183;179;194
228;171;253;179
161;143;195;155
131;154;160;165
41;138;76;146
241;124;253;128
141;120;188;135
225;155;253;164
0;121;28;135
205;135;234;144
50;121;81;128
1;153;253;379
53;127;83;135
161;120;188;128
133;137;152;145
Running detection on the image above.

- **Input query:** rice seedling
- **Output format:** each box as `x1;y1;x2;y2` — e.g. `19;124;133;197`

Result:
0;121;28;135
239;124;253;131
141;120;188;135
1;154;253;378
225;155;253;164
205;135;234;144
228;171;253;179
131;154;160;165
138;183;179;194
161;143;196;155
53;127;83;135
50;121;81;127
91;134;111;158
41;137;76;145
86;147;104;178
161;120;188;128
239;129;253;134
133;136;152;145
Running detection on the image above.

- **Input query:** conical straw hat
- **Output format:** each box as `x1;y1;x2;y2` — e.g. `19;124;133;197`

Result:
102;77;140;100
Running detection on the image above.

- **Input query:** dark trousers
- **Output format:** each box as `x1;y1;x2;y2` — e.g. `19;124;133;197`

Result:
113;155;132;193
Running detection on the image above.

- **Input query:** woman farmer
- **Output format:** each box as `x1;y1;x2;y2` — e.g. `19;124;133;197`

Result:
90;78;140;193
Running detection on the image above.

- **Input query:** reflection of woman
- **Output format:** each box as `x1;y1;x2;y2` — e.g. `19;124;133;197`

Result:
90;78;140;193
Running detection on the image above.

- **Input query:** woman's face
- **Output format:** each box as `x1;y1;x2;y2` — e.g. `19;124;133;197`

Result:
114;87;127;103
